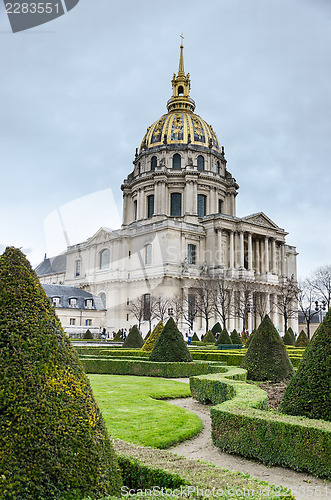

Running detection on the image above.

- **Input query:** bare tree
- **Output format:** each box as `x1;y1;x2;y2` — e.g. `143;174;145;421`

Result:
193;276;216;333
169;291;183;325
181;290;198;329
233;279;256;333
128;296;145;329
153;295;171;324
274;277;299;334
309;264;331;311
143;294;157;333
212;274;232;330
298;280;320;339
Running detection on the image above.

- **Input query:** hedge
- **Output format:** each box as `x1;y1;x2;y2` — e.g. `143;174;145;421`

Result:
80;356;226;378
190;370;331;479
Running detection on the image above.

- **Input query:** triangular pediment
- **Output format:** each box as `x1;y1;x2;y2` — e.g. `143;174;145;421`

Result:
241;213;282;230
87;227;116;246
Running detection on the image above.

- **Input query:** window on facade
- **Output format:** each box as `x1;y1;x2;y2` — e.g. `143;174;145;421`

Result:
188;244;196;265
147;195;154;219
197;194;206;217
188;293;196;327
170;192;182;216
143;293;151;321
134;200;137;220
138;162;141;175
218;199;223;214
70;318;76;325
85;319;92;326
99;249;110;270
172;153;181;169
85;299;93;309
75;259;81;277
197;155;205;171
69;298;77;308
145;244;152;265
127;297;130;305
52;297;60;307
151;156;157;171
99;292;106;308
216;161;220;175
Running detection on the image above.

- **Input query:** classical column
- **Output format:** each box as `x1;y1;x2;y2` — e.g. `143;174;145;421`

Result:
280;242;286;277
229;231;234;269
239;231;244;268
192;182;198;215
184;181;192;214
216;228;223;267
265;293;270;316
247;232;253;271
272;239;277;274
255;238;260;274
260;239;264;274
264;237;269;273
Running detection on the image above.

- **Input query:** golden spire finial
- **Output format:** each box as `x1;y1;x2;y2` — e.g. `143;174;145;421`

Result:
178;33;184;75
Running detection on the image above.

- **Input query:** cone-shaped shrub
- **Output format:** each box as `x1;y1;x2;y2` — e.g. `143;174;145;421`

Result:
283;329;295;346
244;329;256;349
215;329;232;345
295;330;309;348
149;317;192;362
280;308;331;421
241;315;294;382
230;329;242;345
141;321;163;353
0;247;122;500
83;329;93;339
211;322;222;336
113;329;122;341
192;331;200;342
287;327;296;342
241;330;249;344
122;325;144;348
202;330;216;344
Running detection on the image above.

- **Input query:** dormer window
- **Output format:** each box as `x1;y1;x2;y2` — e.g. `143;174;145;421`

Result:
52;297;60;307
85;299;93;309
69;298;77;308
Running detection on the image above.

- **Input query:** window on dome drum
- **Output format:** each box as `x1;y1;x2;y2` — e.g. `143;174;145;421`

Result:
170;192;182;216
85;319;92;326
216;161;220;175
145;244;152;265
99;249;110;270
52;297;60;307
69;298;77;308
172;153;181;169
178;85;184;95
70;318;76;325
85;299;93;309
99;292;106;308
134;200;137;220
188;244;196;265
147;195;154;218
75;259;81;277
197;155;205;171
197;194;207;217
151;156;157;171
218;199;223;214
143;293;151;321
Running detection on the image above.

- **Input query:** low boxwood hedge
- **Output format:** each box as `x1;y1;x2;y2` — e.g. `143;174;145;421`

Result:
80;356;226;378
190;371;331;479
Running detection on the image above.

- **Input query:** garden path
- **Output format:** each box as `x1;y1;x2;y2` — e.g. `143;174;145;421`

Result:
168;381;331;500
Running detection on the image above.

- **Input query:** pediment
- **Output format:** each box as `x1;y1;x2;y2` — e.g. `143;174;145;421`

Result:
87;227;115;246
241;213;281;230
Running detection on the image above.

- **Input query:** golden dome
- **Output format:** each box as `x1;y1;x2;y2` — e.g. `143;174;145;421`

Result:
139;41;222;155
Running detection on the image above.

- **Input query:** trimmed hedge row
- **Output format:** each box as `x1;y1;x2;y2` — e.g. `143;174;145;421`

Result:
190;371;331;479
190;350;302;368
80;356;226;378
75;348;149;357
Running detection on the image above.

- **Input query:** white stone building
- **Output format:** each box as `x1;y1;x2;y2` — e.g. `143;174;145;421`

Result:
37;44;298;336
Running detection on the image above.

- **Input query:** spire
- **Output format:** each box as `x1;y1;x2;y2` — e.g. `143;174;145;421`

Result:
167;37;195;113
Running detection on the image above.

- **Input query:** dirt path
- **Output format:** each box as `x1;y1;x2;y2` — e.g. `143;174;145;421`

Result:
168;397;331;500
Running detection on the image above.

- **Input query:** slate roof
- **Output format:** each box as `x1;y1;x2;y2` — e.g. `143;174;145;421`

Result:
42;284;105;311
35;254;67;277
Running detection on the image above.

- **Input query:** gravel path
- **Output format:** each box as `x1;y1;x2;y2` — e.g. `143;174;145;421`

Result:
168;396;331;500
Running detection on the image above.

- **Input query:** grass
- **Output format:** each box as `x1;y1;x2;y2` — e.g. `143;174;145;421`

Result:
88;374;202;448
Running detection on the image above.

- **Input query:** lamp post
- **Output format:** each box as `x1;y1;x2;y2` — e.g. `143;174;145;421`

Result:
315;300;326;323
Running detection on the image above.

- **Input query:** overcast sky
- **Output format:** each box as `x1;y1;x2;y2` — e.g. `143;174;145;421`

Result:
0;0;330;278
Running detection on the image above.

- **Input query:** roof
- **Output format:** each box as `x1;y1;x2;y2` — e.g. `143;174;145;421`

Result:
42;284;105;311
35;254;67;276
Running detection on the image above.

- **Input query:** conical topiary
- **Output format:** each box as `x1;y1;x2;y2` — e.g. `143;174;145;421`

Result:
230;329;242;345
211;322;222;336
192;331;200;342
122;325;144;348
287;327;296;343
83;329;93;339
283;329;295;346
113;329;122;341
244;329;256;349
241;315;294;382
280;308;331;422
215;328;232;345
0;247;122;500
202;330;216;344
149;317;192;362
241;330;249;344
295;330;309;348
141;321;163;353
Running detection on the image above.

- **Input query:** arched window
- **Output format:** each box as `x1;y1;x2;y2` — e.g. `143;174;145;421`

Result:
218;199;223;214
75;259;81;277
99;249;110;270
178;85;184;95
170;193;182;217
197;194;207;217
172;153;181;169
99;292;107;308
197;155;205;171
151;156;157;171
216;161;220;175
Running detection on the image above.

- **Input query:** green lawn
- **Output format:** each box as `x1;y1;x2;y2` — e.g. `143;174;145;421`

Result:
88;374;202;448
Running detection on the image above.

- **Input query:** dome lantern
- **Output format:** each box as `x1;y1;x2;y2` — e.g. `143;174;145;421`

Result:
167;37;195;113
